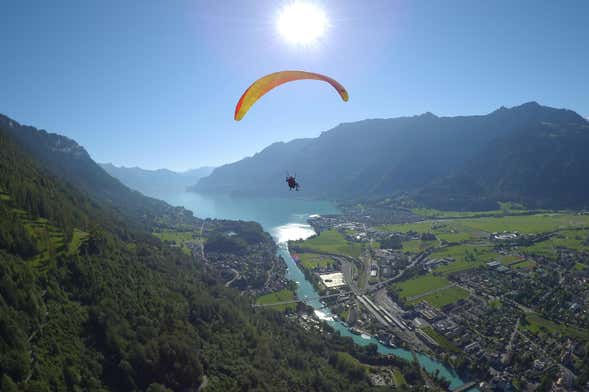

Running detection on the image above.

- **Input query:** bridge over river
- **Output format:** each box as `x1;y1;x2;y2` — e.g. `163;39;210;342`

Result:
253;291;353;307
451;381;477;392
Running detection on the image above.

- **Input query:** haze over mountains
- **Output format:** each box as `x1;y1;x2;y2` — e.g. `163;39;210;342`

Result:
194;102;589;210
0;114;196;228
101;163;213;199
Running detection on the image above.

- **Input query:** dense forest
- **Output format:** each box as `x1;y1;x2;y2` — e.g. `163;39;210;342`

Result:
0;122;428;390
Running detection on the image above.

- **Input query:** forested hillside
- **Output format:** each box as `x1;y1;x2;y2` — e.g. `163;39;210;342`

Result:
0;114;198;230
0;123;417;390
416;120;589;210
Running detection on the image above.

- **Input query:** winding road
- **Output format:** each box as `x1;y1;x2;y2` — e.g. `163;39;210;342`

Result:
225;268;240;287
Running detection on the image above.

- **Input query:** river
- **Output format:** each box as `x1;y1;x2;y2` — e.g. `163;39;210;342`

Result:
161;192;472;390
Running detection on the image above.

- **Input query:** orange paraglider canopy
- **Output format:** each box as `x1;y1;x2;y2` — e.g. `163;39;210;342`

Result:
234;70;349;121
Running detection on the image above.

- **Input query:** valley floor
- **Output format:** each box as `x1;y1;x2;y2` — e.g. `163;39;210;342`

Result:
287;207;589;390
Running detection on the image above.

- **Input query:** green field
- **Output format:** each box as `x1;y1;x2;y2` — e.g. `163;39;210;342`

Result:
153;229;199;255
378;221;435;234
429;245;495;275
498;255;524;265
413;286;469;308
379;220;483;243
392;369;406;386
380;214;589;242
511;260;536;270
412;208;496;219
256;289;296;311
431;244;493;260
421;327;461;353
524;313;589;341
523;229;589;257
434;260;485;275
296;230;363;257
394;275;451;298
68;228;89;255
297;252;334;269
402;239;436;253
20;215;67;267
574;263;586;271
458;214;589;234
412;202;529;219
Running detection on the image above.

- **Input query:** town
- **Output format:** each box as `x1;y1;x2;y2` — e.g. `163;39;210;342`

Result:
285;208;589;390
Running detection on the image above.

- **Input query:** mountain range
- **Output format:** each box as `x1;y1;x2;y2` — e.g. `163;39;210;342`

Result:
100;163;213;199
193;102;589;210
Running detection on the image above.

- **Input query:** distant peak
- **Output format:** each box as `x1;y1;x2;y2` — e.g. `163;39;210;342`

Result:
491;101;545;115
419;111;438;119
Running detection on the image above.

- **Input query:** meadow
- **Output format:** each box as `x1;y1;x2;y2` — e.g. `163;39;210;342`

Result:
411;286;470;308
256;289;296;311
524;313;589;341
295;230;363;257
402;239;436;253
380;213;589;238
411;202;530;219
428;245;495;275
153;229;199;255
394;275;451;298
297;252;335;269
522;229;589;256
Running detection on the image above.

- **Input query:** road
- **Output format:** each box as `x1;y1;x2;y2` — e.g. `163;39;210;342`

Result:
197;375;208;391
225;268;240;287
360;224;373;290
506;317;520;354
199;221;206;261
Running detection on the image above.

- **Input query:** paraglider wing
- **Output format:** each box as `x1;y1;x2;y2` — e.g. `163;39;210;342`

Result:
234;71;348;121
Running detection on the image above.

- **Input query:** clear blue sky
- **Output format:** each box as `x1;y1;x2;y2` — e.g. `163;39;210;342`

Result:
1;1;587;170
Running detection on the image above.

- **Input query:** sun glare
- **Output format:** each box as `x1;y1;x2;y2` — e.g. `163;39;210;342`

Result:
277;1;328;46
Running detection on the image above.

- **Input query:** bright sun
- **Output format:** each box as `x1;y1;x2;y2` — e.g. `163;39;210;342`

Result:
277;2;328;45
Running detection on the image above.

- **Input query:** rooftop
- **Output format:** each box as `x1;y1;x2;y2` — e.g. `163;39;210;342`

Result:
319;272;346;288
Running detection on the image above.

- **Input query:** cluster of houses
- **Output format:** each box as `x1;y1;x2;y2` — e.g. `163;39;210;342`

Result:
372;248;410;279
424;256;454;271
491;231;520;241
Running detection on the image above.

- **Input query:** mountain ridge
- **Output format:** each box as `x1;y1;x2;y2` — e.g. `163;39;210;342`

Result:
193;102;589;209
0;113;199;228
100;163;213;199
